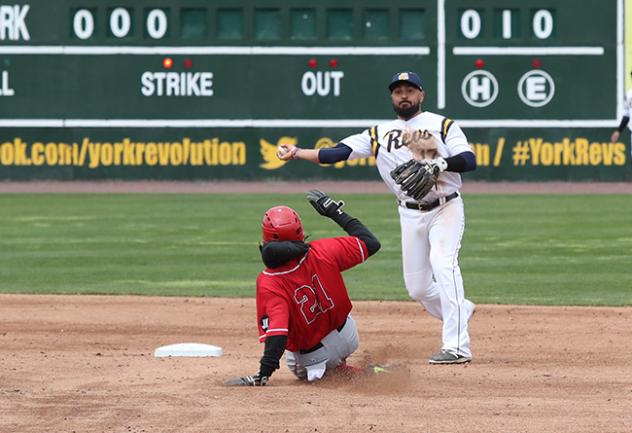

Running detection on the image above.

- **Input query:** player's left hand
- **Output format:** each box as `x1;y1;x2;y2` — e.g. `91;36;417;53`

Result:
424;157;448;175
307;189;345;218
225;374;268;386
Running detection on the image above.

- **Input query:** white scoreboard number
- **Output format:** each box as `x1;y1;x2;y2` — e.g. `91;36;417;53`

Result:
72;8;168;40
460;8;554;40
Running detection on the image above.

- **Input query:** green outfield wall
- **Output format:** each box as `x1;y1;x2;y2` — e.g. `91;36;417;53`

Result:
0;0;630;181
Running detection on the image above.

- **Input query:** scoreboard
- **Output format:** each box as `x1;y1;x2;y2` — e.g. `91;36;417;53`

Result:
0;0;629;181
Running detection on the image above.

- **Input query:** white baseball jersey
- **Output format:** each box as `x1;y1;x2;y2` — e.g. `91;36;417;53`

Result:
340;111;473;203
341;110;475;358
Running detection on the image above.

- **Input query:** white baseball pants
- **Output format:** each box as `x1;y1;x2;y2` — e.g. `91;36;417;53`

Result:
398;197;472;358
285;314;359;381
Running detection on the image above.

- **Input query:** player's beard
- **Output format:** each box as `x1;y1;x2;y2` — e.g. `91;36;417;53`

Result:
392;101;421;120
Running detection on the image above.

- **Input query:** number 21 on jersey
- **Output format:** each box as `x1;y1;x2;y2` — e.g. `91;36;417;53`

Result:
294;274;335;324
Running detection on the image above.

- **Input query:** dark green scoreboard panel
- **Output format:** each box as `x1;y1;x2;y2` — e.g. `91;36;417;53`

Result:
445;0;616;120
0;0;629;180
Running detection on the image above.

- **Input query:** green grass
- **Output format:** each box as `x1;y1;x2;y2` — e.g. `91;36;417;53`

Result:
0;193;630;306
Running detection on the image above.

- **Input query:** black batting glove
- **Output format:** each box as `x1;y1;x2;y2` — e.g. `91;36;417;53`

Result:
307;189;345;218
225;374;268;387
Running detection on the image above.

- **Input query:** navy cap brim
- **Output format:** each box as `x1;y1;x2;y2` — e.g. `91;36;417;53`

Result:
388;80;422;92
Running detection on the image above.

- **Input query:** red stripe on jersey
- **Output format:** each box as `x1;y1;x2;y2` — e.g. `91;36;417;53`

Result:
354;237;366;263
258;328;289;341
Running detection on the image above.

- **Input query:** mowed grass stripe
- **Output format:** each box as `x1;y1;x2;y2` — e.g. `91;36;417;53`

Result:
0;193;630;305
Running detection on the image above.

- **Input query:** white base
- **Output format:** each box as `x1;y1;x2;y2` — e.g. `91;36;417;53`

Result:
154;343;223;358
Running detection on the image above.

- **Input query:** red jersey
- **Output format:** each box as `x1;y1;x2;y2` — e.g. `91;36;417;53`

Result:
256;236;368;352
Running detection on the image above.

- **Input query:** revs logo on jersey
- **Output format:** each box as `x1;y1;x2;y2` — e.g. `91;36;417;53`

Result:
260;315;269;332
383;129;404;151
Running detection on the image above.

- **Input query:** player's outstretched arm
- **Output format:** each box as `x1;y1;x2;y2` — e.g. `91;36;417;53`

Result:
276;144;319;163
306;190;381;257
277;143;352;164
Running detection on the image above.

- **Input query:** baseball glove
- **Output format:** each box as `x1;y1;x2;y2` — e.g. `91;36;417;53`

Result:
390;159;438;201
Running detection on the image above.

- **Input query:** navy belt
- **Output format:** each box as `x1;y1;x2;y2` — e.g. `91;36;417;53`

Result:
299;317;348;354
401;191;459;212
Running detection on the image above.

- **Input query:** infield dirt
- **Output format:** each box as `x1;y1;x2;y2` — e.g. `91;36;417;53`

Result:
1;294;630;433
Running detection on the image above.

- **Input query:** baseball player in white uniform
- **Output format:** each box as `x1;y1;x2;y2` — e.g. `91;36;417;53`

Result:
610;71;632;151
277;71;477;364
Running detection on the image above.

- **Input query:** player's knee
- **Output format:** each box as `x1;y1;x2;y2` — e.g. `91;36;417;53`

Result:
406;287;425;302
286;352;307;379
404;274;433;301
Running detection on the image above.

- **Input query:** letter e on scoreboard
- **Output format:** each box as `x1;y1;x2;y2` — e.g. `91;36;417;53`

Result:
517;70;555;108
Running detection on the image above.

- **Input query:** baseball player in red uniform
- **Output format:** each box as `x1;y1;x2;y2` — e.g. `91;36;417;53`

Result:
226;190;380;386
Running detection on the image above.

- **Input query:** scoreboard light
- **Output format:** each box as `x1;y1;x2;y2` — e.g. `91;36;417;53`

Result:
308;58;317;68
329;58;338;68
162;57;173;69
474;58;485;69
183;58;193;69
531;58;543;69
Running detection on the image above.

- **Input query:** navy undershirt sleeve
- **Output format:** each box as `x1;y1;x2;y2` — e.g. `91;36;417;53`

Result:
318;143;353;164
445;151;476;173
